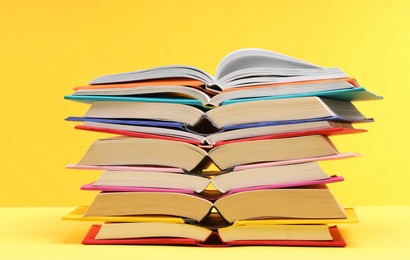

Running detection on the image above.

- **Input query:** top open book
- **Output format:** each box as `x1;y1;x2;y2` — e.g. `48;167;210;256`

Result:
88;48;347;92
68;49;382;107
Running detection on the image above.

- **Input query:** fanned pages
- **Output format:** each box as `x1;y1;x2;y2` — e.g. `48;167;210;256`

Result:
88;48;347;92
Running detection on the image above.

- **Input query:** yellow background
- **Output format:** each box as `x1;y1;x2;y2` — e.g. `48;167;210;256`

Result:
1;0;409;207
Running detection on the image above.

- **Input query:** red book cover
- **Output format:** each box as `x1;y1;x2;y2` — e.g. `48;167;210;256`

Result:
75;124;366;148
82;225;346;247
75;125;201;145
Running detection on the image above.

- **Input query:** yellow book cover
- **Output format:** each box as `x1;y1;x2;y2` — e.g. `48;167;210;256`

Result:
233;208;358;226
63;206;185;224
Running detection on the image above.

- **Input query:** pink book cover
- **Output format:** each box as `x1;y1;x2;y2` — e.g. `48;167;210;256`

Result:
233;153;360;171
75;125;202;146
66;164;184;173
214;127;366;147
80;175;344;200
223;175;344;196
81;184;195;195
67;153;358;173
75;124;366;148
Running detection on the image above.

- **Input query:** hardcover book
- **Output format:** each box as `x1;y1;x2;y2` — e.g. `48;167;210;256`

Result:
65;77;381;107
86;48;349;90
74;135;343;172
72;120;366;147
82;224;347;247
83;186;347;223
67;96;372;133
64;206;358;225
79;162;344;196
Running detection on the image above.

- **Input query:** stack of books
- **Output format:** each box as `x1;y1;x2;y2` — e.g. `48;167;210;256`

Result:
64;48;381;247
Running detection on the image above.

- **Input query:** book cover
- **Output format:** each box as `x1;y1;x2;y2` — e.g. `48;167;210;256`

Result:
82;224;346;247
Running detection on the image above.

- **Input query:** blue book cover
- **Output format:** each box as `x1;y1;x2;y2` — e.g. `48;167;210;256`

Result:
64;87;382;108
64;95;205;107
222;87;382;105
223;116;374;131
65;117;186;130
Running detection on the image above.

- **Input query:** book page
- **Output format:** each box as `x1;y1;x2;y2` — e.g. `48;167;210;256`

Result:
89;65;216;85
215;48;322;80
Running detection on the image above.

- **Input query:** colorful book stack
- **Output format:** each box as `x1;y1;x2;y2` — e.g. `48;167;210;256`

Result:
64;48;381;247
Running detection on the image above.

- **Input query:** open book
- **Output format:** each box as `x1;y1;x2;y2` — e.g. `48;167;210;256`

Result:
67;96;372;134
87;48;348;92
65;205;356;246
64;206;358;225
82;223;347;247
83;186;346;223
65;77;381;108
83;224;346;247
83;186;347;223
65;49;383;107
80;162;344;197
74;135;342;172
72;119;366;147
